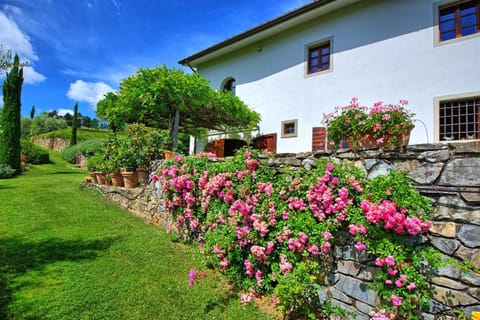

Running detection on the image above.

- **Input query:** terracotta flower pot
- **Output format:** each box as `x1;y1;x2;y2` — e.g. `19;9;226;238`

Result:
164;150;175;160
121;171;138;189
136;167;150;186
89;172;98;184
109;173;124;187
96;172;107;185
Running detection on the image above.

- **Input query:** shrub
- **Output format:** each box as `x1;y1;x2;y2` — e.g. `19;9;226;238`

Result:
62;138;107;164
21;139;50;164
157;150;462;319
0;163;16;178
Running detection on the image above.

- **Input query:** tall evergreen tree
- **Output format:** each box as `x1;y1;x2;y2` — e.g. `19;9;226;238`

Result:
70;102;78;146
30;105;35;119
0;54;23;171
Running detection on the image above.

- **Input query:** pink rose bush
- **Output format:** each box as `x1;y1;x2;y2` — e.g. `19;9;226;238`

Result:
160;149;440;319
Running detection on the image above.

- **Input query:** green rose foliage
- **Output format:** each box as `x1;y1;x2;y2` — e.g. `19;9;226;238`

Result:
158;150;464;319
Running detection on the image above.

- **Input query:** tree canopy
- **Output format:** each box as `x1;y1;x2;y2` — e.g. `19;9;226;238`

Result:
96;65;260;146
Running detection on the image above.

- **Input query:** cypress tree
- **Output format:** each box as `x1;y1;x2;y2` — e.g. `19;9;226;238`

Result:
0;54;23;171
70;102;78;146
30;105;35;119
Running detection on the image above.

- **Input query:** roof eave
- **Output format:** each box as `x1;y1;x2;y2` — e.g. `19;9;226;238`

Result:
179;0;356;67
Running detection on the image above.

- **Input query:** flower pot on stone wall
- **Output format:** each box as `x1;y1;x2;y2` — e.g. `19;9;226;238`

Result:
96;172;107;185
121;171;138;189
89;172;98;184
164;150;174;160
136;167;150;186
109;173;124;187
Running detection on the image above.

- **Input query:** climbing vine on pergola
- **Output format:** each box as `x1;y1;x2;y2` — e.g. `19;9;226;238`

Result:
97;65;260;149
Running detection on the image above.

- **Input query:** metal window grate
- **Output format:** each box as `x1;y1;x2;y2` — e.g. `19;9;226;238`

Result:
439;98;480;141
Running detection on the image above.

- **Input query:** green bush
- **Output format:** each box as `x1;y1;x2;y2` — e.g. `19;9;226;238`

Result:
158;150;461;319
21;139;50;164
62;138;107;164
0;163;16;178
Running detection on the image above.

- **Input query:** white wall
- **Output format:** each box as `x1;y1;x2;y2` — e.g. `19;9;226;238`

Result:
196;0;480;153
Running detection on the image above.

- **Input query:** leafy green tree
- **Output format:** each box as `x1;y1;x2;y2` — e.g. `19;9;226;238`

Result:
63;112;73;126
30;112;68;135
21;117;33;138
0;45;13;70
70;102;78;146
96;65;260;149
0;54;23;171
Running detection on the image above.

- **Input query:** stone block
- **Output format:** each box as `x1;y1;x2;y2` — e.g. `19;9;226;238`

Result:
473;250;480;267
335;275;378;306
437;264;461;279
434;196;480;225
432;285;478;306
357;266;377;281
454;245;475;261
418;149;451;162
458;224;480;248
364;159;378;171
468;287;480;301
410;162;445;185
432;276;468;290
336;260;360;277
439;158;480;187
330;287;353;304
461;270;480;286
429;236;460;255
429;222;457;238
367;160;394;180
355;300;374;316
302;158;317;170
317;288;328;303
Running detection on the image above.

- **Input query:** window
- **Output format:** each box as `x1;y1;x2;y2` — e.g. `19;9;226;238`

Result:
281;119;298;138
222;77;236;95
439;0;479;41
439;97;479;141
307;42;330;74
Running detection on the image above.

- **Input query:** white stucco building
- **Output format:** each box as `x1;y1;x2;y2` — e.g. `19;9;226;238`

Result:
180;0;480;154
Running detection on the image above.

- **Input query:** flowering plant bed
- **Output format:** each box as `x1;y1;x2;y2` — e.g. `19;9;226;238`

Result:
157;150;464;319
323;98;415;150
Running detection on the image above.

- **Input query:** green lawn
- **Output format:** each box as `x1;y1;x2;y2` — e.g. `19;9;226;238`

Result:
0;152;274;320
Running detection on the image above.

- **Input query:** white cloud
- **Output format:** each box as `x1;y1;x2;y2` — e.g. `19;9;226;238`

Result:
0;10;37;62
57;108;74;116
0;95;3;107
22;66;46;84
66;80;115;109
0;9;46;84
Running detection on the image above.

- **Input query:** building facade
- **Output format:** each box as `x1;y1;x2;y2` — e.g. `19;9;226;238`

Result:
180;0;480;154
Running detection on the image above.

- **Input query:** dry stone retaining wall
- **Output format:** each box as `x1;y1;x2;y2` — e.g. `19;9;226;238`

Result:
32;137;70;152
87;143;480;319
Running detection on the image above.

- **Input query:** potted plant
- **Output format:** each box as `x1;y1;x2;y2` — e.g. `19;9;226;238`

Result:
366;100;414;149
323;98;415;150
130;123;167;186
323;97;369;149
104;138;124;187
85;153;104;184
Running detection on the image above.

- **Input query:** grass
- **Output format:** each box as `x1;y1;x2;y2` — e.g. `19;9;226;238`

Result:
0;152;274;320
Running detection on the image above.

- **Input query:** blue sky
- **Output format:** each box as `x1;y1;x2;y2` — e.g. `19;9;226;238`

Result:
0;0;311;119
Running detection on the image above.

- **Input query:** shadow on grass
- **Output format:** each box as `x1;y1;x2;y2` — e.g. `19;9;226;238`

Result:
48;171;85;175
0;236;117;318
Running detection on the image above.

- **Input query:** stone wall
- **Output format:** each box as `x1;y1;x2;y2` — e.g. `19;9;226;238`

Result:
86;143;480;319
32;137;70;152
